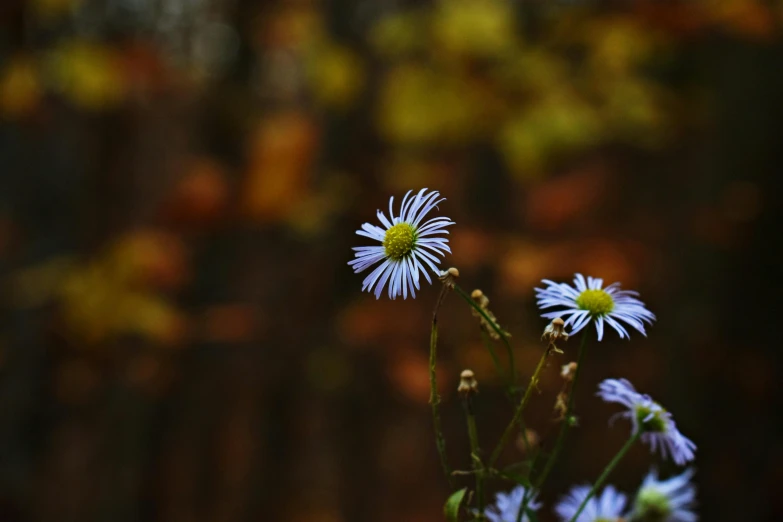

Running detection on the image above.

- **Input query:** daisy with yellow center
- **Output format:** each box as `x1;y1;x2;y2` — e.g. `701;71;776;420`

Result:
633;468;697;522
536;274;655;341
348;189;453;299
598;378;696;466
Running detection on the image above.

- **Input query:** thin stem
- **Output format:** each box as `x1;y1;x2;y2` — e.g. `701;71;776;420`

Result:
479;330;515;399
464;395;485;515
430;284;454;487
453;284;517;386
516;486;531;522
567;431;642;522
519;333;589;516
488;347;549;469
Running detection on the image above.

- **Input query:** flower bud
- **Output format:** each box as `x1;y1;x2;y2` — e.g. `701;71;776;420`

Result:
457;369;479;397
542;317;569;344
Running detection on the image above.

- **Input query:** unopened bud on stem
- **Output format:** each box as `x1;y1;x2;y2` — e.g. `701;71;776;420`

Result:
561;362;577;382
438;267;460;288
457;369;479;397
542;317;569;344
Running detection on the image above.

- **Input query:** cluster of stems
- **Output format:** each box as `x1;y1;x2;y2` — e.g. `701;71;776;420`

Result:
430;272;644;522
429;272;586;521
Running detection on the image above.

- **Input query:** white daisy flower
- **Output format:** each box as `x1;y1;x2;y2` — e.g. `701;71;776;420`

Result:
555;484;628;522
485;486;542;522
535;274;656;341
348;189;454;299
598;378;697;466
633;468;698;522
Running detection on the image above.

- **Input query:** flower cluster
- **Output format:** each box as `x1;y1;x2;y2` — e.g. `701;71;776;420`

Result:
555;468;697;522
349;190;698;522
484;468;697;522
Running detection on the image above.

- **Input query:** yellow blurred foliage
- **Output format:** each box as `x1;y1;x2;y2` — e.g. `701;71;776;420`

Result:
434;0;517;58
377;65;478;144
306;43;364;109
4;231;190;347
58;258;184;347
585;18;659;78
367;5;680;172
46;41;126;110
496;50;570;94
370;10;430;57
108;230;189;290
0;57;43;118
498;90;602;177
601;79;667;145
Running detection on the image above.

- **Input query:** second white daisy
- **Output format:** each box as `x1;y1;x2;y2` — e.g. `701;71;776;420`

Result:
536;274;655;341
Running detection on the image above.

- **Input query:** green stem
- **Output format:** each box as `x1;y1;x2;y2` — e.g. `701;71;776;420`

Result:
488;347;549;469
479;330;515;399
516;486;532;522
430;284;454;487
567;431;642;522
519;334;589;516
464;396;485;515
453;284;517;386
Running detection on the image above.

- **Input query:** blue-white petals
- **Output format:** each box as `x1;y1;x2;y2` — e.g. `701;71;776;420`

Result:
486;486;542;522
634;468;698;522
348;189;453;300
555;484;627;522
536;273;656;341
598;379;697;466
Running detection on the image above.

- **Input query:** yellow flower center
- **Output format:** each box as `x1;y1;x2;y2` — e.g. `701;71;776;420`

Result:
383;222;416;260
575;289;614;316
635;405;668;433
634;487;671;520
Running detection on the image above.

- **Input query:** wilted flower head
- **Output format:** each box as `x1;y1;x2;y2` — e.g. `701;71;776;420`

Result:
348;189;453;299
555;484;628;522
542;317;569;344
536;274;655;341
598;379;696;465
486;486;542;522
632;468;697;522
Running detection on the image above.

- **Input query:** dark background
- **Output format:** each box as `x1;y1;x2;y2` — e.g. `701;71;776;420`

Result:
0;0;781;521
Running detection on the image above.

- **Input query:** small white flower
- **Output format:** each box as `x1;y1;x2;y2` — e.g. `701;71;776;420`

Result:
485;486;542;522
598;378;696;465
536;274;655;341
555;484;628;522
633;468;698;522
348;189;453;299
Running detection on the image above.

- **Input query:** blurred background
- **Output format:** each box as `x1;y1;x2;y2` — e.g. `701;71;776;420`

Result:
0;0;781;520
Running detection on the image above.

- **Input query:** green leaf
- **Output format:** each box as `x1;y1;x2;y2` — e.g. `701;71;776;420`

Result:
444;488;468;522
498;461;531;487
502;461;531;474
498;471;530;487
526;509;540;522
